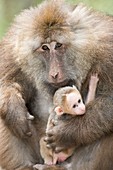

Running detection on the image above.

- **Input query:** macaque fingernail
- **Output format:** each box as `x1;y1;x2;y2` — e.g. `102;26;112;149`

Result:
27;113;34;120
55;147;63;153
51;119;55;125
44;137;47;142
46;144;51;148
26;131;32;136
46;132;53;137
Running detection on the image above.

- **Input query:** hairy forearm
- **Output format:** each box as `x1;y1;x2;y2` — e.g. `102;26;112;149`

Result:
0;82;24;117
0;82;31;138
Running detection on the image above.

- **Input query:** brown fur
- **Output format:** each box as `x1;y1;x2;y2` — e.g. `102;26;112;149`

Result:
0;0;113;170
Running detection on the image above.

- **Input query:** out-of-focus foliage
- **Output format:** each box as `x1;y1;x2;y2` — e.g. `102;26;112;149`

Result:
71;0;113;14
0;0;41;39
0;0;113;39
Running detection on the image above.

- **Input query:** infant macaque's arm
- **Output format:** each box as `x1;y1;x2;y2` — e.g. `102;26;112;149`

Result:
86;73;99;104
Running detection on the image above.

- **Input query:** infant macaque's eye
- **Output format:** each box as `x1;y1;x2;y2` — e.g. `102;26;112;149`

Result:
73;104;77;108
78;99;81;103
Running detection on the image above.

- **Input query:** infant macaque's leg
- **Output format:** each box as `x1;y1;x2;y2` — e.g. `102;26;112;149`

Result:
40;137;53;165
86;73;99;104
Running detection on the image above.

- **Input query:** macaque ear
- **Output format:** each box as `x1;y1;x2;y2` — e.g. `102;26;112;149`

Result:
54;106;64;115
72;85;78;90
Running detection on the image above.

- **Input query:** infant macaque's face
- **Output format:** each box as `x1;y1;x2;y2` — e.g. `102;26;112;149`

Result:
66;92;86;115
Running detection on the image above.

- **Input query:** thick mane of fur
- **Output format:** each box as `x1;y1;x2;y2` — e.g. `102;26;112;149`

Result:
37;0;69;29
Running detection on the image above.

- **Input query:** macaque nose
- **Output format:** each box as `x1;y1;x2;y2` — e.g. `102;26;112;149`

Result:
51;72;59;79
49;71;65;85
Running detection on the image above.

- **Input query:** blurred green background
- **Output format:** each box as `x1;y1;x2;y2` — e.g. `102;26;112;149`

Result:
0;0;113;39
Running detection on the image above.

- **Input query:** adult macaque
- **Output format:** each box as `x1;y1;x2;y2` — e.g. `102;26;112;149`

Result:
0;0;113;170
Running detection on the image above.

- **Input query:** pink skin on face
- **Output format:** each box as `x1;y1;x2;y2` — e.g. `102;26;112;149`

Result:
66;92;86;115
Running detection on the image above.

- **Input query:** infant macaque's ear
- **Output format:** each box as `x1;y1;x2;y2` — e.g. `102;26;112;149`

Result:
72;85;78;90
54;106;64;115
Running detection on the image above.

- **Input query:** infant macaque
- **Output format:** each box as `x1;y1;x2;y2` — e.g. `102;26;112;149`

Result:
54;85;85;116
40;73;99;165
54;73;99;116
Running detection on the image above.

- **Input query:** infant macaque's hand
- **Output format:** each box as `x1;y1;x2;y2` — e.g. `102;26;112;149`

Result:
89;73;99;90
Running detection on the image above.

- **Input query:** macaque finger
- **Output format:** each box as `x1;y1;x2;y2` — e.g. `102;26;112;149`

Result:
51;118;58;126
55;147;66;153
33;164;62;170
45;133;53;139
44;136;55;144
46;130;55;137
46;143;56;150
33;164;44;170
26;131;32;137
27;112;34;120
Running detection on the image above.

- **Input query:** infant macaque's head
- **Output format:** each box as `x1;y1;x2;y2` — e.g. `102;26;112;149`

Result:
53;86;86;116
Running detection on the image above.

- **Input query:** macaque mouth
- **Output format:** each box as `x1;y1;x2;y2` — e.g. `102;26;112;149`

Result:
50;79;75;88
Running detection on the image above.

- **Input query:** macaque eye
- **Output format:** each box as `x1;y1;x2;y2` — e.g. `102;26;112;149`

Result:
78;99;81;103
73;104;77;108
55;42;62;49
42;45;49;51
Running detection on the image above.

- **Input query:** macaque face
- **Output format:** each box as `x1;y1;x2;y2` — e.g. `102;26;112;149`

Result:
36;41;66;86
66;92;86;115
12;2;93;90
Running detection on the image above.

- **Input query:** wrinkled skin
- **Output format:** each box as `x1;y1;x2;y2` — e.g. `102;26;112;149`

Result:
0;0;113;170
